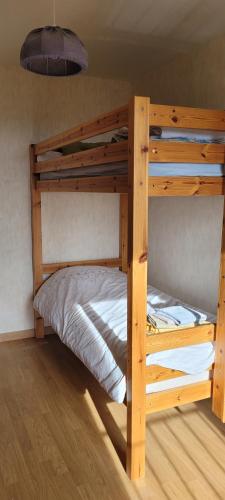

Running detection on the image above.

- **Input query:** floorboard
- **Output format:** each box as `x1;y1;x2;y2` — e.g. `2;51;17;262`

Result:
0;336;224;499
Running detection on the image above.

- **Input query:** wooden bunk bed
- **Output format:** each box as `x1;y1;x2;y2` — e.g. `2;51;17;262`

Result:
30;96;225;480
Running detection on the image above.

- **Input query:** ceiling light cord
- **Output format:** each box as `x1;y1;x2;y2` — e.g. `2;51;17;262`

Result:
53;0;56;26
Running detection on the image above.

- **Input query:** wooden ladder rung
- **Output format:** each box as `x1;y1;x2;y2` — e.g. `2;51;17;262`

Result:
146;323;215;354
146;365;213;385
145;365;185;384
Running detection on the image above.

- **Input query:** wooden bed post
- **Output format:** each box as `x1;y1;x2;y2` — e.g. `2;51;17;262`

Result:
30;145;45;338
126;96;149;479
212;197;225;421
119;194;128;272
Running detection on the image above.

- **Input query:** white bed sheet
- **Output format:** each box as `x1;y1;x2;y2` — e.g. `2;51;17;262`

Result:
34;266;215;403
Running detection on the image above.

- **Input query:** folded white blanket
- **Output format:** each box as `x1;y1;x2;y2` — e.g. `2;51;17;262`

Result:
34;266;215;403
157;128;225;143
149;305;207;328
37;151;62;162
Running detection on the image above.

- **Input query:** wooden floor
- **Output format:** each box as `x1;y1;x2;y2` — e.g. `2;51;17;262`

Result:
0;337;225;500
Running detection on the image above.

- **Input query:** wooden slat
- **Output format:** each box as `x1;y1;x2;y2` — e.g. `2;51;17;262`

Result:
34;105;128;155
42;258;121;275
146;365;213;384
30;145;45;339
38;175;225;197
146;324;215;354
149;140;225;163
149;176;225;197
126;96;149;480
34;141;128;173
213;198;225;422
37;175;128;194
119;194;128;273
146;380;212;414
146;365;186;384
149;104;225;131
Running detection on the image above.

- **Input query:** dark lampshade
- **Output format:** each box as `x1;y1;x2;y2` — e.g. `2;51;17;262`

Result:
20;26;88;76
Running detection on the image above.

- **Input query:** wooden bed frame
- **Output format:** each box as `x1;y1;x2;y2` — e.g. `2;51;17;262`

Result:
30;96;225;480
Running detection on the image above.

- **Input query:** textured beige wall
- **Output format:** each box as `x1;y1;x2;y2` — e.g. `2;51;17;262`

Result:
33;76;131;265
0;67;34;333
139;36;225;109
138;36;225;313
0;68;131;334
2;34;224;334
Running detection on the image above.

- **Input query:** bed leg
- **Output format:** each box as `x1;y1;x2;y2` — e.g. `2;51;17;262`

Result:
34;313;45;339
30;145;45;339
126;96;149;479
212;198;225;422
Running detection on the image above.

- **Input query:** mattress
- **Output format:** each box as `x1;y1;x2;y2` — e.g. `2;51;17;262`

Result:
34;266;215;403
40;162;225;180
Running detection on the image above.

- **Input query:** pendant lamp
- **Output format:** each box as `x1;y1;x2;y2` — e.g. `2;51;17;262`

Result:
20;1;88;76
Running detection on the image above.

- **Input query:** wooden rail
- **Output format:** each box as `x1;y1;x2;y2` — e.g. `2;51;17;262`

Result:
146;380;212;414
146;364;213;384
34;141;128;173
148;176;225;196
34;105;128;155
146;324;215;354
37;175;128;194
146;365;186;384
37;175;225;197
149;104;225;130
149;140;225;163
42;258;121;275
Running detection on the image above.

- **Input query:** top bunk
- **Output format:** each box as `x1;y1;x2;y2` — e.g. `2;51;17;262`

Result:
31;99;225;197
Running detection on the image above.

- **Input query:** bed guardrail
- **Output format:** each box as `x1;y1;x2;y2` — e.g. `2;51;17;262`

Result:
34;105;128;155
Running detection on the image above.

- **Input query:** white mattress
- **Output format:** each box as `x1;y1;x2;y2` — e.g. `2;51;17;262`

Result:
147;370;211;394
149;163;225;176
34;266;215;403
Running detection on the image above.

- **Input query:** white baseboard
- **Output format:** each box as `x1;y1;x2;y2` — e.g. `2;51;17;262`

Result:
0;326;55;343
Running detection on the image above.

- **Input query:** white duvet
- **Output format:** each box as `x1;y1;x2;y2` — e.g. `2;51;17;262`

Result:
34;266;215;403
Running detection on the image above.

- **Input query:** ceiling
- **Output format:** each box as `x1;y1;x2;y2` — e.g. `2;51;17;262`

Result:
2;0;225;80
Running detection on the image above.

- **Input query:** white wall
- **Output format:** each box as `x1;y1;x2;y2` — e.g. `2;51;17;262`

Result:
0;68;131;334
137;35;225;314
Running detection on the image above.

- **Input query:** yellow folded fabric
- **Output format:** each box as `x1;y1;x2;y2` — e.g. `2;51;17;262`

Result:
146;321;159;334
146;319;211;336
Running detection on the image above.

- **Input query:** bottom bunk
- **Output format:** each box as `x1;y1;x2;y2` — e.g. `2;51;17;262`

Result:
33;265;215;411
